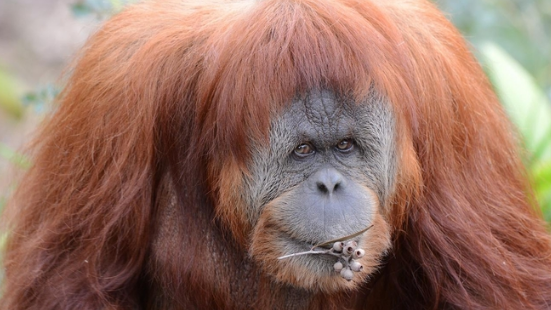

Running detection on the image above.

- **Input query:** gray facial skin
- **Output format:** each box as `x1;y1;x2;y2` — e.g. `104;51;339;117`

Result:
244;89;396;251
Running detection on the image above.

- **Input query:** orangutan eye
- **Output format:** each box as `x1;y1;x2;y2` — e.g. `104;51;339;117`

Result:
336;139;354;152
293;142;315;157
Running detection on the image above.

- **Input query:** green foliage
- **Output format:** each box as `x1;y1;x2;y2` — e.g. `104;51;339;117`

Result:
22;84;60;113
71;0;136;18
436;0;551;221
533;163;551;216
480;43;551;220
480;43;551;163
0;143;30;170
0;69;23;119
0;143;29;215
436;0;551;100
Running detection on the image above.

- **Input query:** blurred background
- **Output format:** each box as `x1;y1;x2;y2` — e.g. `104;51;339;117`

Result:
0;0;550;220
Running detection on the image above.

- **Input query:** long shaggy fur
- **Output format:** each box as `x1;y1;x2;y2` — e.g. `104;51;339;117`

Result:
3;0;551;309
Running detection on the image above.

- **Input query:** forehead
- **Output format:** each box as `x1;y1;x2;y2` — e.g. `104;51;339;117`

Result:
281;90;357;144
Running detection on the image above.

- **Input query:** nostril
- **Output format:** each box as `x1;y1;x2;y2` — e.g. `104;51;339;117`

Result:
334;182;340;191
317;182;329;194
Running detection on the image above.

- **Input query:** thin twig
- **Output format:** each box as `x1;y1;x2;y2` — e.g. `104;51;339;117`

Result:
311;225;373;250
278;249;340;260
278;225;373;260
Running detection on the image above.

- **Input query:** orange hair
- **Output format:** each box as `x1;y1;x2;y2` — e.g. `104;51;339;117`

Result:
3;0;551;308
